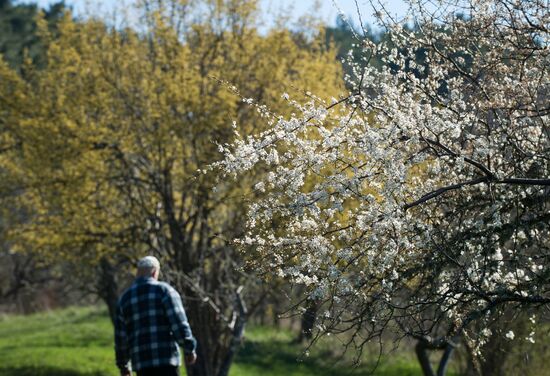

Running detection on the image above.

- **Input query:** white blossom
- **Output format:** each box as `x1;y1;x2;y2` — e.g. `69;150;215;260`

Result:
214;0;549;356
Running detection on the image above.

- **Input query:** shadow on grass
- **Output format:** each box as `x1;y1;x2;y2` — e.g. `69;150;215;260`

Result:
0;366;109;376
236;336;367;376
236;334;423;376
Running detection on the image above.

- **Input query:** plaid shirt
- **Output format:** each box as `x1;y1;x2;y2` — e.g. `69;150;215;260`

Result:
114;277;197;371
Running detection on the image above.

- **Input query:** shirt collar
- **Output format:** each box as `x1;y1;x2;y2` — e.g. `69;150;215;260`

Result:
135;276;155;284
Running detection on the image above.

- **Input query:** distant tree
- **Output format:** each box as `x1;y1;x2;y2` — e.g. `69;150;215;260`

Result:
0;0;65;69
325;16;383;80
0;0;73;315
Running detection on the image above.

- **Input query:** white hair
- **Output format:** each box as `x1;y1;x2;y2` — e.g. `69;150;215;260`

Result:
137;256;160;271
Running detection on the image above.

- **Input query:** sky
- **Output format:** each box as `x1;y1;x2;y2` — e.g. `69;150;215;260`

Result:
18;0;409;29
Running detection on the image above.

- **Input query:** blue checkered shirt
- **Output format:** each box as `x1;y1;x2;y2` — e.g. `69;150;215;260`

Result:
114;277;197;371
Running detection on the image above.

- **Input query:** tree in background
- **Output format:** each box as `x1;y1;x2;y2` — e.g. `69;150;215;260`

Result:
0;0;65;69
217;0;549;375
325;16;383;77
0;0;343;374
0;0;78;314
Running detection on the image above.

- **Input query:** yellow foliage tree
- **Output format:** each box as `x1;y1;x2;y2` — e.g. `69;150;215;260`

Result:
0;1;343;375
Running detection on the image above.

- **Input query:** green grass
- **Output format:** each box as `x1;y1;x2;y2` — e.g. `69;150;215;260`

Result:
0;307;115;376
0;306;423;376
232;326;422;376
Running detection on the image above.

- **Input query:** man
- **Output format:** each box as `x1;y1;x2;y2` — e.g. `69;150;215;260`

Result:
115;256;197;376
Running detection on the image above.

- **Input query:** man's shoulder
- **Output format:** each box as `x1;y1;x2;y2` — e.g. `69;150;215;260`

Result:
117;283;136;305
117;279;156;300
142;279;178;297
156;281;178;295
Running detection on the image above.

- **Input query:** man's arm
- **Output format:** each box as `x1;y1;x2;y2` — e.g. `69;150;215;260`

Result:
114;302;132;374
162;286;198;357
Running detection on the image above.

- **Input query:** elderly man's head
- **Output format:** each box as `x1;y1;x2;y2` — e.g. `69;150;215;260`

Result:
137;256;160;279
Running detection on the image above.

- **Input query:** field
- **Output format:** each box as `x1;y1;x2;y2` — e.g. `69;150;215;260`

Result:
0;306;424;376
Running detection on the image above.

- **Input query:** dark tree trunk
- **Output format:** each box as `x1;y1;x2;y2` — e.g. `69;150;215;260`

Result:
182;289;215;376
415;339;456;376
185;338;212;376
97;257;119;324
217;287;247;376
297;299;320;343
416;340;435;376
461;325;516;376
437;344;455;376
182;287;248;376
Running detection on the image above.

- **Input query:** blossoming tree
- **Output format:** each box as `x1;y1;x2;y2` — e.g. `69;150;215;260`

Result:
217;0;549;374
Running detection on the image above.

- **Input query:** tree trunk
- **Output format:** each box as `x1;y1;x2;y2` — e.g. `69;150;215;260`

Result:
182;288;247;376
97;257;119;324
297;299;319;343
217;287;247;376
437;344;455;376
185;339;212;376
182;292;215;376
415;339;456;376
183;312;247;376
416;340;435;376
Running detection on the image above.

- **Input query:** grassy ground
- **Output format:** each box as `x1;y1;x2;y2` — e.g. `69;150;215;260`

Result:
0;306;424;376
